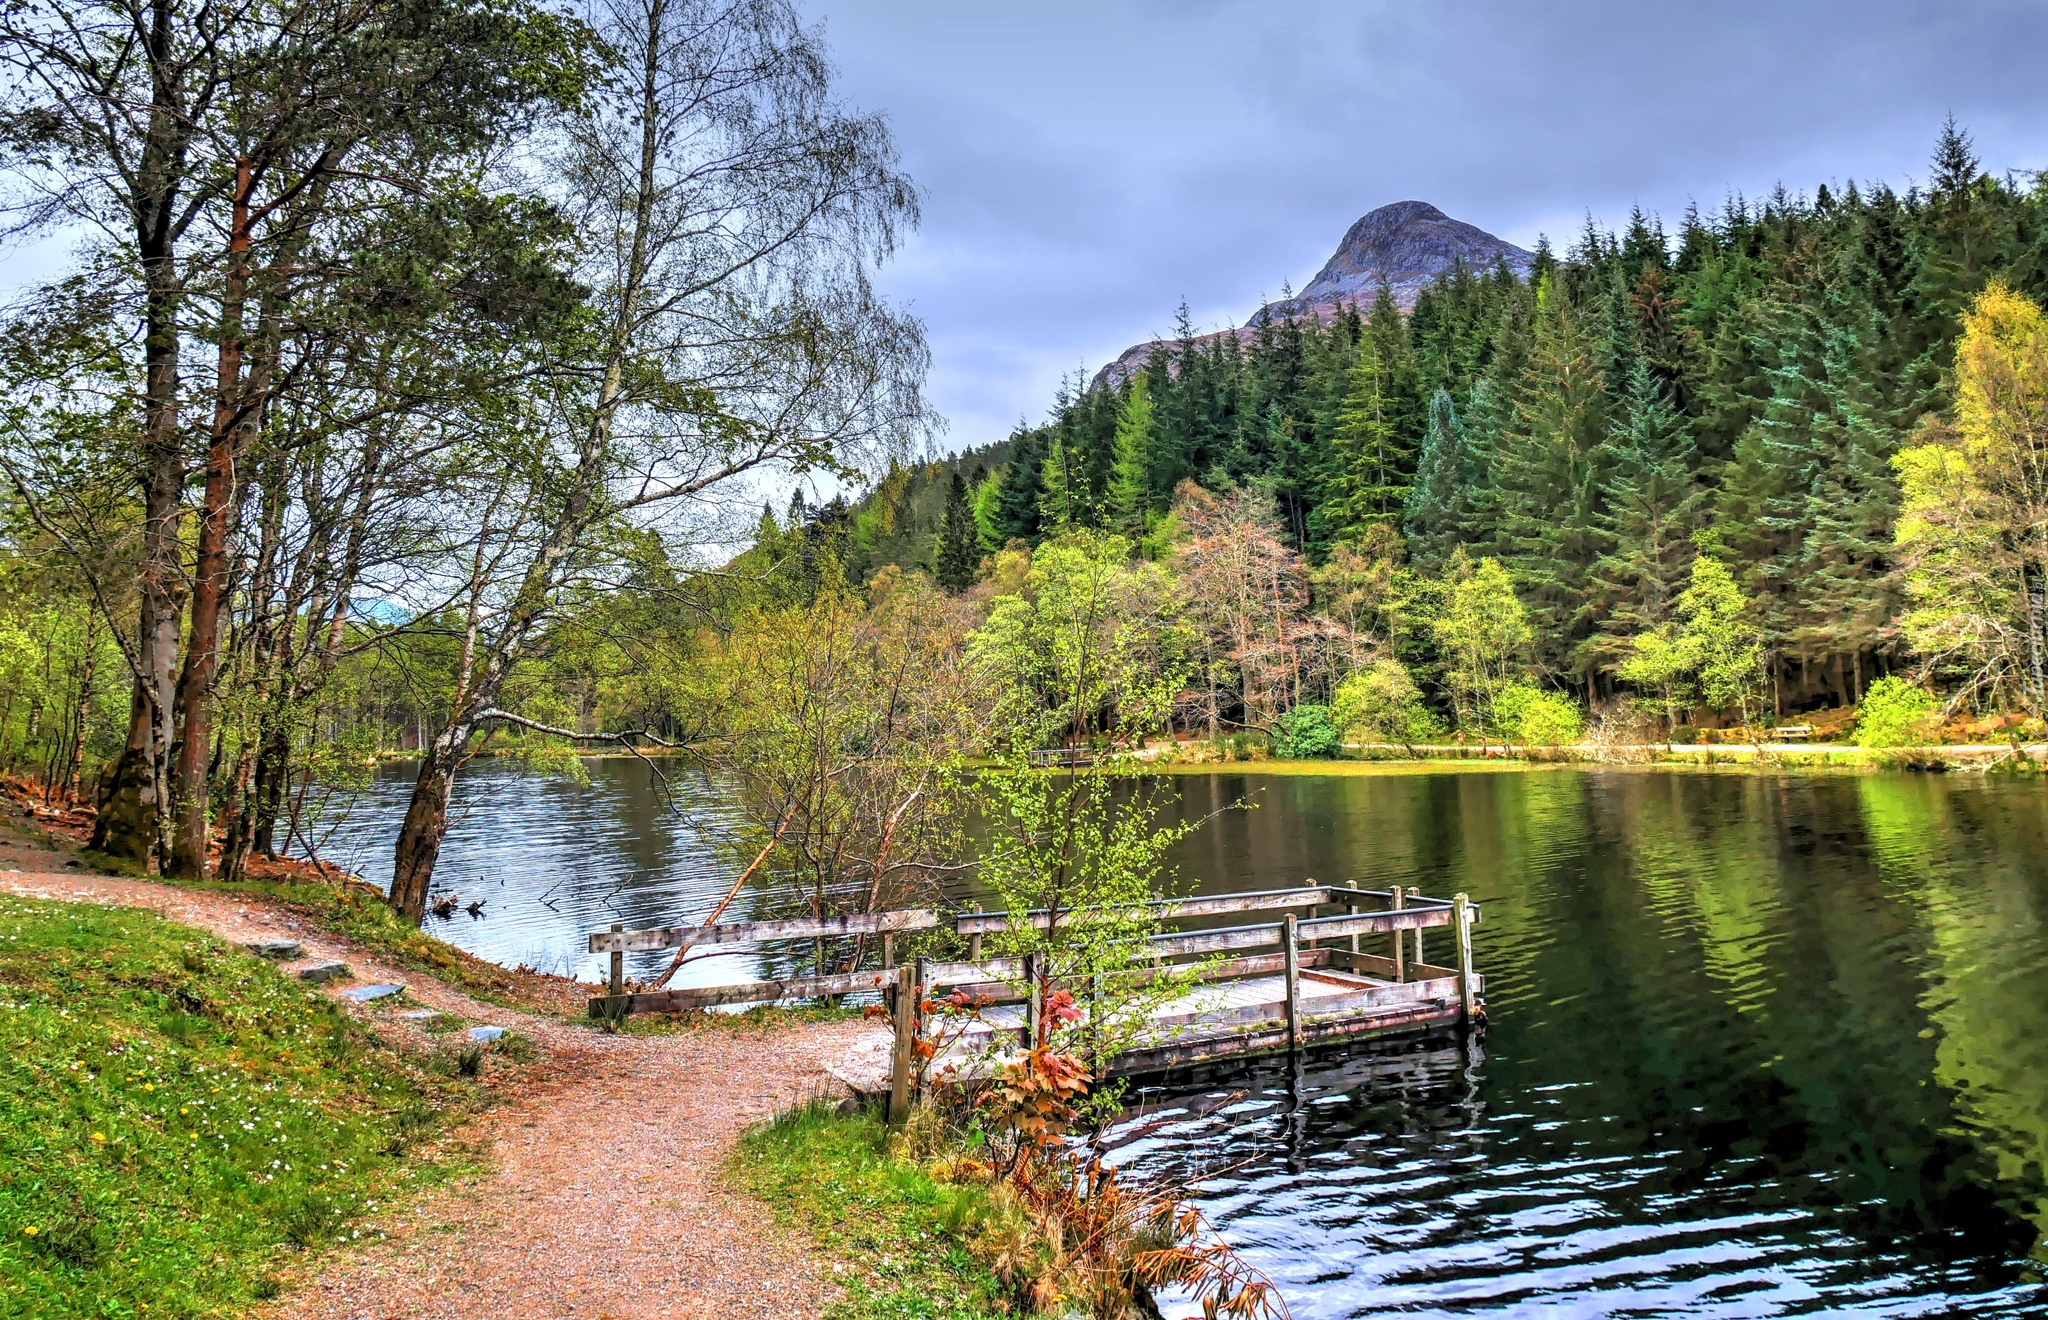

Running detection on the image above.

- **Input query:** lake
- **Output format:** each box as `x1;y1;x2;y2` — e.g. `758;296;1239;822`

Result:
323;759;2048;1316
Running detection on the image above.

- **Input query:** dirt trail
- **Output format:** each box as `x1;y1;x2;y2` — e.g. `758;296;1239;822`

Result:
0;834;854;1320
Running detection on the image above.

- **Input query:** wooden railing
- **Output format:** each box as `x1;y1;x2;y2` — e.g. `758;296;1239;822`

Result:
586;884;1478;1020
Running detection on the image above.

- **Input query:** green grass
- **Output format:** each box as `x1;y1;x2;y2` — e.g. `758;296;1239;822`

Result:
1145;756;1559;777
77;866;586;1018
0;894;486;1319
733;1100;1011;1320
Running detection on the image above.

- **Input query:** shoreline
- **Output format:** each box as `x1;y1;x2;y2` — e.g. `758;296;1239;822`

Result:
1137;741;2048;776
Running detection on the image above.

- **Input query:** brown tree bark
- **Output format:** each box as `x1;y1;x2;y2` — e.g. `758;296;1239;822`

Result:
166;157;254;879
388;729;470;922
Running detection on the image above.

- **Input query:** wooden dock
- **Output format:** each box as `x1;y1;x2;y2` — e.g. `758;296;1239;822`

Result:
585;884;1483;1105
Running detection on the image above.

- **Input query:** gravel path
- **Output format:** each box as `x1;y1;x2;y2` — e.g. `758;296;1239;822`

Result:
0;835;854;1320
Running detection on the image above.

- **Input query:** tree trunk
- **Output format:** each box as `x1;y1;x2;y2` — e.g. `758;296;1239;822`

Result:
252;722;290;857
92;689;159;861
388;729;471;922
97;0;189;867
167;158;255;880
65;626;95;804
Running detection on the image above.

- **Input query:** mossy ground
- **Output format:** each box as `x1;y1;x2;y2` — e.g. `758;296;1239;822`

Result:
734;1100;1011;1320
0;895;489;1319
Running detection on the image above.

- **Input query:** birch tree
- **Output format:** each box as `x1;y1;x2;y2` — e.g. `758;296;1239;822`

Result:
384;0;931;920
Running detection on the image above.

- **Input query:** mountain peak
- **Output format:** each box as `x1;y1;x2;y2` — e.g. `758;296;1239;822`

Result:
1095;202;1531;388
1270;200;1531;318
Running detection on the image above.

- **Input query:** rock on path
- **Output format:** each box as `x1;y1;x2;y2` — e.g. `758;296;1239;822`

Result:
0;835;855;1320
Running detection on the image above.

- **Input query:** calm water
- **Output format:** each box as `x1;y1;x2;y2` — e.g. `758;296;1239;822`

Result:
313;758;752;986
323;760;2048;1316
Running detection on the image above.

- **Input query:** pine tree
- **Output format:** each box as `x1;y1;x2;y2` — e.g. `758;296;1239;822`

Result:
1403;387;1468;569
1107;373;1155;538
1488;276;1611;684
969;464;1002;552
933;471;979;590
993;426;1046;544
1313;312;1411;542
1039;434;1084;531
1588;359;1703;666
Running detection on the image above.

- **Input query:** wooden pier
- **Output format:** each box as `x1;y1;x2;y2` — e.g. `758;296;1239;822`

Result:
586;885;1482;1105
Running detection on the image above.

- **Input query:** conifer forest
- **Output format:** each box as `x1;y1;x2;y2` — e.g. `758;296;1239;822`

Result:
4;41;2048;912
832;124;2048;742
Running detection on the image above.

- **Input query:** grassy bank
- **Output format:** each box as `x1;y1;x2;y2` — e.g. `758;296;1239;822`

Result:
734;1100;1012;1320
1;789;590;1018
132;873;594;1018
0;895;490;1318
1143;744;2048;776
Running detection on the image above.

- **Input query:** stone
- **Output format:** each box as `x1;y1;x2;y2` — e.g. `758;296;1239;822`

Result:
338;983;405;1003
397;1009;441;1022
298;961;351;984
466;1025;507;1043
244;939;302;960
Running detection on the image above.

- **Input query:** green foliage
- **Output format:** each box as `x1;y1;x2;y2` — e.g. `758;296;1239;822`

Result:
1854;676;1943;748
1331;658;1445;748
973;762;1209;1063
934;472;980;591
1894;283;2048;715
687;572;980;926
1272;703;1342;758
733;1099;1011;1320
1490;681;1584;746
1429;550;1531;733
1105;375;1154;539
969;532;1187;750
821;129;2048;722
1619;554;1769;730
0;897;479;1319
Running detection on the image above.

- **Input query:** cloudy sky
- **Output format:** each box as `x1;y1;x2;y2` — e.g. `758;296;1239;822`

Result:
798;0;2048;457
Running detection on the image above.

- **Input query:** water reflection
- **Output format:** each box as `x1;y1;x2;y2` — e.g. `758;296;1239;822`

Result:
320;759;2048;1314
314;757;756;986
1115;769;2048;1316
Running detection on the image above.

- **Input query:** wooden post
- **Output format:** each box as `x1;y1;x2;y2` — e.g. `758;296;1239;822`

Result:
1390;887;1406;983
967;903;982;963
1023;952;1040;1050
911;957;929;1101
1282;914;1300;1053
1346;902;1359;955
1452;892;1476;1026
889;962;916;1121
1410;888;1425;967
608;923;624;997
882;932;895;970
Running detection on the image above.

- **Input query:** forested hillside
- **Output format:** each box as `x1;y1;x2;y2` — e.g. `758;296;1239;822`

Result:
847;124;2048;722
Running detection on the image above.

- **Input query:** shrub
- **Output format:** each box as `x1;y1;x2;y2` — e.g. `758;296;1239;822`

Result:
1331;659;1446;749
1272;704;1342;758
1854;677;1942;748
1491;682;1584;747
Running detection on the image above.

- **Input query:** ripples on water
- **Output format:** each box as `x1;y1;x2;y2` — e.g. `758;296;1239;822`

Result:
316;758;754;986
1122;770;2048;1317
321;760;2048;1316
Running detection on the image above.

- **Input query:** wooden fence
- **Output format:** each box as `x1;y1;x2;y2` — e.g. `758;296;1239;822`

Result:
586;884;1479;1027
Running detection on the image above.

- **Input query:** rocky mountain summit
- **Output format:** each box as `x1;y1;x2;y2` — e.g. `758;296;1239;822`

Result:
1097;200;1532;386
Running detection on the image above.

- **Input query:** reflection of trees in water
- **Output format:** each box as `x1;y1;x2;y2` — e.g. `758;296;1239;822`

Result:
1858;775;2048;1263
1128;770;2048;1306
